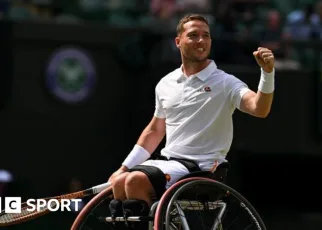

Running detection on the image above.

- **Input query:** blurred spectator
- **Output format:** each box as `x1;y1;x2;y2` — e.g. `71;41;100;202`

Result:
255;9;301;69
178;0;214;26
178;0;212;13
1;0;320;69
138;0;180;32
284;4;315;40
311;0;322;39
258;9;282;52
149;0;179;30
283;4;317;68
150;0;179;19
0;169;13;197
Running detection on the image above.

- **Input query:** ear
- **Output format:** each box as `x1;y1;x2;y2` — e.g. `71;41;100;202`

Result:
175;37;180;49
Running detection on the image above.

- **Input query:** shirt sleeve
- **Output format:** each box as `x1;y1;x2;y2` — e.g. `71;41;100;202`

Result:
225;74;251;110
154;84;166;119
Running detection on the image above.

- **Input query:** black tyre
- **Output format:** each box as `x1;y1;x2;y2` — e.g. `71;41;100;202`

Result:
154;177;266;230
71;187;114;230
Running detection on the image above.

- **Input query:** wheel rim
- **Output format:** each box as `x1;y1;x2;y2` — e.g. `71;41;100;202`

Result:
72;188;115;230
165;180;266;230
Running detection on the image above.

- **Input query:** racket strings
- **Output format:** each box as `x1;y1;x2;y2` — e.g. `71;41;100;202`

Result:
59;191;84;200
0;207;48;224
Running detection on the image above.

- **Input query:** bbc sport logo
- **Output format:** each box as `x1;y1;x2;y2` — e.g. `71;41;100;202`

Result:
0;197;82;213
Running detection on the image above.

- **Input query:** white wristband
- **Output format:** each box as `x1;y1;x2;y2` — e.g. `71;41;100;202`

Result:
122;144;150;169
258;68;275;94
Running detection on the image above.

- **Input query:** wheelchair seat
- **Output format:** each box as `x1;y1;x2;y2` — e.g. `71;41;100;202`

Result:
177;161;230;183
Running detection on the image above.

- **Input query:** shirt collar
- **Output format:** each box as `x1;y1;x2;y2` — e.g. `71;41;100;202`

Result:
177;60;217;83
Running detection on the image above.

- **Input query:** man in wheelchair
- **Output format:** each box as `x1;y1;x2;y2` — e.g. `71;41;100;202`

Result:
107;14;275;229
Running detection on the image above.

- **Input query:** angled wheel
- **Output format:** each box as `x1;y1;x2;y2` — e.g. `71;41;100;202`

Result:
71;187;114;230
154;177;266;230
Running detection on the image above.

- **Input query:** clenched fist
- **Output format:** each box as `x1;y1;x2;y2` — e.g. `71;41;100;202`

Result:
253;47;275;73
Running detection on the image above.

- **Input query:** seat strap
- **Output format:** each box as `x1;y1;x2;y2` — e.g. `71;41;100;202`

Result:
170;158;200;172
156;155;200;173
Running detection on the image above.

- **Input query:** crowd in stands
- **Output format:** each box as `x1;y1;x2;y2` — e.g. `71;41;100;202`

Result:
1;0;322;69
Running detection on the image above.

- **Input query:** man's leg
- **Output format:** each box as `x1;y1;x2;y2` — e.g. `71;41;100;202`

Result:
111;171;156;205
112;172;130;200
120;160;189;229
124;171;156;206
109;172;131;224
124;160;191;205
123;171;157;230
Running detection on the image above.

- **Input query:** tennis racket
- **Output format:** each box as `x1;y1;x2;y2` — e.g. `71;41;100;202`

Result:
0;181;111;226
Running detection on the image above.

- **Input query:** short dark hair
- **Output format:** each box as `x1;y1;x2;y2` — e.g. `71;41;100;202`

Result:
176;14;209;35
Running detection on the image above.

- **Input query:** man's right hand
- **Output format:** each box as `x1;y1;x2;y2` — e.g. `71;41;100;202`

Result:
108;165;128;183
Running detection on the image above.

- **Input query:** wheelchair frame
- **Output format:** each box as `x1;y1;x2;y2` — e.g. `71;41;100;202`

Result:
71;166;267;230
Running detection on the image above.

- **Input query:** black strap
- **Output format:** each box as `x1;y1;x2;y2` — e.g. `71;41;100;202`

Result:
156;155;200;173
169;157;200;172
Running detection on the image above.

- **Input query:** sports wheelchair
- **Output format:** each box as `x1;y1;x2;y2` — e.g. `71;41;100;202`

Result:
71;162;266;230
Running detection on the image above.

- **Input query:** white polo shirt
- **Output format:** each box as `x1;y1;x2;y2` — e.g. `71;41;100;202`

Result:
154;60;251;171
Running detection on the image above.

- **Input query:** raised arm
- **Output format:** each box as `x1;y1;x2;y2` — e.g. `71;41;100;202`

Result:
239;71;274;118
240;47;275;118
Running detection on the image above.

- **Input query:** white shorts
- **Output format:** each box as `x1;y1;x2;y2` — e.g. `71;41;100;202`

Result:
140;159;190;189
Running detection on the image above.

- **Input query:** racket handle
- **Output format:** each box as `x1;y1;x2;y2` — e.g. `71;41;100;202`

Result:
92;182;112;194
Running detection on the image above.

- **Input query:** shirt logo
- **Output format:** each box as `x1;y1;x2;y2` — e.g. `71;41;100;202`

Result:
198;86;212;92
204;86;211;92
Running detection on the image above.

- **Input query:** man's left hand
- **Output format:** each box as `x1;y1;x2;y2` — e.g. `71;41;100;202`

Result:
253;47;275;73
